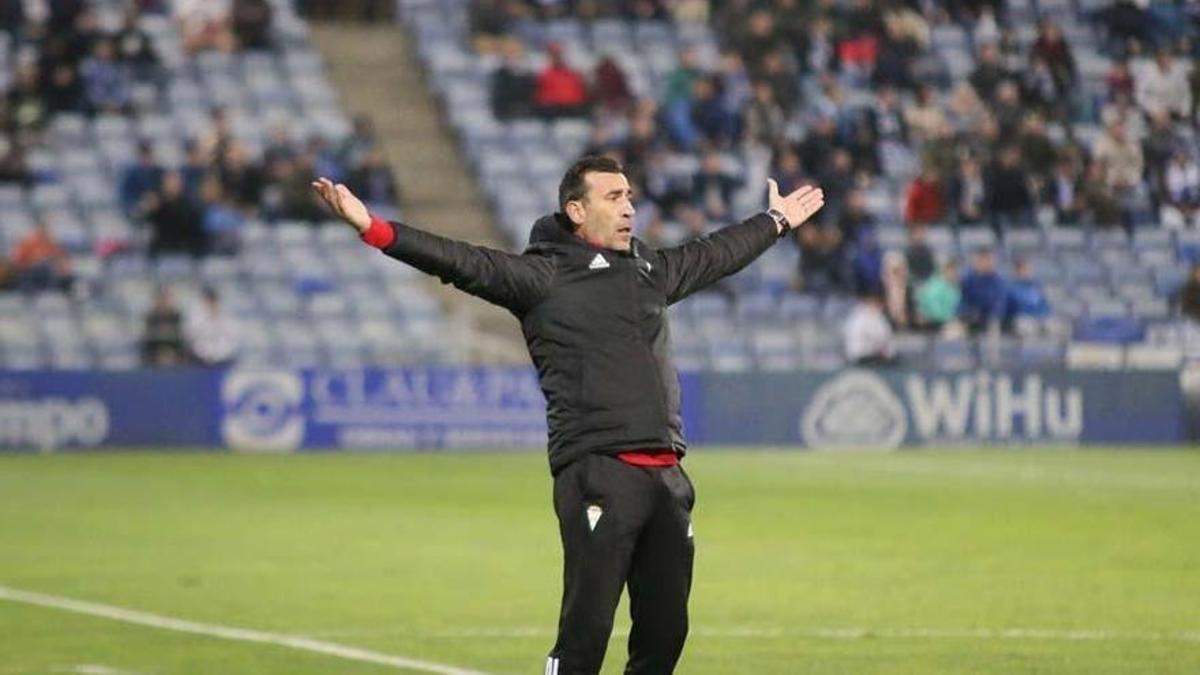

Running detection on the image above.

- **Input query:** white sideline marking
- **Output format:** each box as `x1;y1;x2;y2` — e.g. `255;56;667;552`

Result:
305;625;1200;643
0;586;493;675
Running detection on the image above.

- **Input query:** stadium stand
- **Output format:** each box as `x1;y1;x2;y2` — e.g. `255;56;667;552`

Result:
3;0;1200;372
396;0;1200;371
0;0;460;369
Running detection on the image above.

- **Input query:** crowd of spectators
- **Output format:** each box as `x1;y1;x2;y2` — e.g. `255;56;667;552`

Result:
469;0;1200;354
2;2;398;271
140;284;239;367
118;109;395;258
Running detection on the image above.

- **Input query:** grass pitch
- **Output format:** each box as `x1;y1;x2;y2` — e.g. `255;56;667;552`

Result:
1;449;1197;674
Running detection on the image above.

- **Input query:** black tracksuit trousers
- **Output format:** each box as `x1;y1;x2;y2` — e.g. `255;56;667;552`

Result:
546;453;696;675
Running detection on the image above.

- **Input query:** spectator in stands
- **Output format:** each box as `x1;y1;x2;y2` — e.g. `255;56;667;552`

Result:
114;6;160;81
42;63;86;115
663;45;701;105
10;220;72;292
948;156;986;225
984;145;1034;233
851;228;885;293
5;63;48;137
339;114;380;171
1143;110;1181;190
743;80;786;149
176;0;235;54
0;135;30;185
593;55;632;114
920;119;959;183
468;0;517;53
795;222;846;294
797;116;838;178
232;0;273;50
141;286;190;367
1004;257;1050;330
1178;263;1200;322
80;39;132;115
348;148;398;209
969;43;1011;104
874;8;925;91
1162;148;1200;227
837;189;877;246
533;43;589;119
843;288;896;366
870;85;909;160
490;39;535;121
269;151;326;222
947;81;987;132
820;149;858;219
185;286;239;366
1030;19;1076;94
770;148;807;195
881;251;912;330
1019;114;1058;184
119;141;164;216
991;81;1024;138
1101;90;1147;141
263;122;297;165
1093;120;1143;225
905;84;946;146
691;150;740;220
218;142;265;212
1106;56;1135;101
1136;48;1192;120
690;76;738;147
143;170;207;257
916;260;962;333
199;174;244;255
905;222;936;282
904;163;945;226
1080;160;1124;227
960;247;1007;333
198;107;234;165
717;51;752;124
735;8;784;75
1047;157;1085;225
179;139;210;200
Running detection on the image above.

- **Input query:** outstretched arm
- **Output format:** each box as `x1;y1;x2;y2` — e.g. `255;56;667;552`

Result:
658;180;824;304
312;178;552;314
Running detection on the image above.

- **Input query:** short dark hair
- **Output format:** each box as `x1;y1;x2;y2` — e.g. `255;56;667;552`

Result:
558;155;624;212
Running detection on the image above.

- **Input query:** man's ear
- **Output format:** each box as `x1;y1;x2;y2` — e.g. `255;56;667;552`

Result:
564;200;585;227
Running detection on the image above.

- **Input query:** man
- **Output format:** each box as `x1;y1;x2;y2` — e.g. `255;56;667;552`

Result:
960;247;1007;333
185;286;240;366
843;288;897;366
312;156;824;674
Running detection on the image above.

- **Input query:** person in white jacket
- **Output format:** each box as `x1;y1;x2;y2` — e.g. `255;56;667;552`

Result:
1135;49;1192;120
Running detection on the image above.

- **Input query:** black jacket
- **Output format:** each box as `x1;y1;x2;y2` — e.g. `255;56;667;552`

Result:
378;211;780;474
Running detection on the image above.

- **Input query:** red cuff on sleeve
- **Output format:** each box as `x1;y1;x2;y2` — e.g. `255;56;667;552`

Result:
360;215;396;249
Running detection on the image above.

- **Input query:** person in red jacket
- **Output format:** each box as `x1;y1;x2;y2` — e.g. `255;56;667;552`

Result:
904;164;945;226
535;42;590;119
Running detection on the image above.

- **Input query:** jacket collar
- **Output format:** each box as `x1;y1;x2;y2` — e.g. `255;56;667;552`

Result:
525;212;645;258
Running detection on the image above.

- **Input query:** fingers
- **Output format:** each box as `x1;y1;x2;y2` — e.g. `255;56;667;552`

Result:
767;177;780;203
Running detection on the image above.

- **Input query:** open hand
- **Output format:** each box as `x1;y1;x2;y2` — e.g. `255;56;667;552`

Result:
311;177;370;233
767;179;825;231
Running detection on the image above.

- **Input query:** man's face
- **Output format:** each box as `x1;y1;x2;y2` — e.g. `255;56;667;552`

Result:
569;172;635;252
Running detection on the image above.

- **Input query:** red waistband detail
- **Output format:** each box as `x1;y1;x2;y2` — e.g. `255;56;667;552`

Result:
617;449;679;467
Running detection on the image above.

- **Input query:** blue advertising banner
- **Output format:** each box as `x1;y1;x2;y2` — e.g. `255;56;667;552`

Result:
0;367;1189;451
686;369;1187;449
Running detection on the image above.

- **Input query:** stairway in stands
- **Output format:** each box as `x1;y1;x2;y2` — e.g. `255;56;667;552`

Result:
309;22;529;364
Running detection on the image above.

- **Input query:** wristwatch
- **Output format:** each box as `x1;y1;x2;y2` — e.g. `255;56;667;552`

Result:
766;208;791;237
